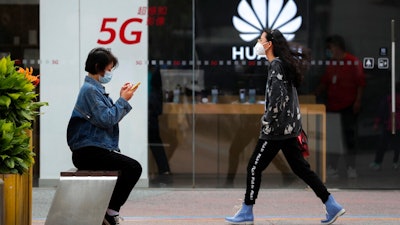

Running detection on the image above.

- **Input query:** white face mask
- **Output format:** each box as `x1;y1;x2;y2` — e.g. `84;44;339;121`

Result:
254;42;266;56
99;71;113;84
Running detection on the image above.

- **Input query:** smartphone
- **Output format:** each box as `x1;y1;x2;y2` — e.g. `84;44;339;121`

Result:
131;82;141;90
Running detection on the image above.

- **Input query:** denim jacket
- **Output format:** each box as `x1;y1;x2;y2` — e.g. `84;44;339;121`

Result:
259;58;302;140
67;76;132;151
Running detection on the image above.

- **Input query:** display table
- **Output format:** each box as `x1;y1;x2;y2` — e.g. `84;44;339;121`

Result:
156;103;326;182
163;102;325;115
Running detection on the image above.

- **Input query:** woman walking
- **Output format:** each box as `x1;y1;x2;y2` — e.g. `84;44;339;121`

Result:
225;29;345;225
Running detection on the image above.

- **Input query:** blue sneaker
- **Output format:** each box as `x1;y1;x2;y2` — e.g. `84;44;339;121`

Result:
321;195;345;224
225;203;254;224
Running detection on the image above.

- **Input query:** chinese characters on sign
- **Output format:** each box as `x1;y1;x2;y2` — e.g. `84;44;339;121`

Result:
138;6;168;26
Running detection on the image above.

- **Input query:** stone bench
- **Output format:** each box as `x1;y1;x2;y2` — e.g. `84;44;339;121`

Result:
45;168;119;225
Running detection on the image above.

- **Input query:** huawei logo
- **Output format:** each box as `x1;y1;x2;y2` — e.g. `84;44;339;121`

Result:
233;0;302;42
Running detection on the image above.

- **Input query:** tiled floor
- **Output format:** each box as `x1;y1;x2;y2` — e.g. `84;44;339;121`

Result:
32;188;400;225
30;151;400;224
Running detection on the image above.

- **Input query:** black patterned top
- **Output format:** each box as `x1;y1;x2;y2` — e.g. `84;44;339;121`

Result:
259;58;302;140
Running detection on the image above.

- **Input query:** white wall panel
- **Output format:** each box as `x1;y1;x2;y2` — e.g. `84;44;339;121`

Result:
40;0;148;186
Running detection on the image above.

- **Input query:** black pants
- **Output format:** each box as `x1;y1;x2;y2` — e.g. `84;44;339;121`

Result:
148;115;171;174
374;130;400;164
227;116;291;182
72;147;142;212
244;138;330;205
328;107;358;169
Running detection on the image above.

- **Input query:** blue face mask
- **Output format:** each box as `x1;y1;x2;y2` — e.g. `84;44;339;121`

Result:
99;71;113;84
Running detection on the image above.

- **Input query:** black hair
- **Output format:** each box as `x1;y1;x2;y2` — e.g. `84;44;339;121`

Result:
265;29;309;88
85;47;118;74
326;35;346;51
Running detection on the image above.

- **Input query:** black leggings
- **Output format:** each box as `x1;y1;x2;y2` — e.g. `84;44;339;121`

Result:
72;146;142;212
244;138;330;205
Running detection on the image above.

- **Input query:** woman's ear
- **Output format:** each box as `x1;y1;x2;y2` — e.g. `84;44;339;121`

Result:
264;41;271;50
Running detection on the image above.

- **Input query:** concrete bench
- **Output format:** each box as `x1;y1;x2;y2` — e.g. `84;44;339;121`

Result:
45;168;119;225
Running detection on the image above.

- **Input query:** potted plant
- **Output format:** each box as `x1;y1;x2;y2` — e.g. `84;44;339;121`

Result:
0;55;47;225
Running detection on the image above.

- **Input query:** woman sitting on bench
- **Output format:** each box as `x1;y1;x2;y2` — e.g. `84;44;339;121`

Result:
67;47;142;225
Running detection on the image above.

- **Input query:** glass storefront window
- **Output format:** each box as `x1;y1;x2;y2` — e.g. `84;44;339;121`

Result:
1;0;399;189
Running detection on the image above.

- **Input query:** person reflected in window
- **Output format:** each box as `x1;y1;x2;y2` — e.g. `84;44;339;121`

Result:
148;66;172;185
315;35;366;179
225;29;345;225
369;82;400;171
67;47;142;225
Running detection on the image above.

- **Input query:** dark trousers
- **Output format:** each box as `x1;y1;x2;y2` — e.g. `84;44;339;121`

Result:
374;130;400;164
72;147;142;212
328;107;358;169
148;115;170;174
340;107;358;168
244;138;330;205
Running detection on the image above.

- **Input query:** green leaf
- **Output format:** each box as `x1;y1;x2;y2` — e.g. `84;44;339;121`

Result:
5;157;15;168
16;159;29;172
22;83;35;92
1;131;14;145
18;109;34;121
0;154;9;160
0;95;11;108
7;92;21;100
12;144;29;155
0;57;7;74
0;120;13;132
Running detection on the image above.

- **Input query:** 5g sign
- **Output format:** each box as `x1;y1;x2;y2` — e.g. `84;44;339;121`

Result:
97;18;143;45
